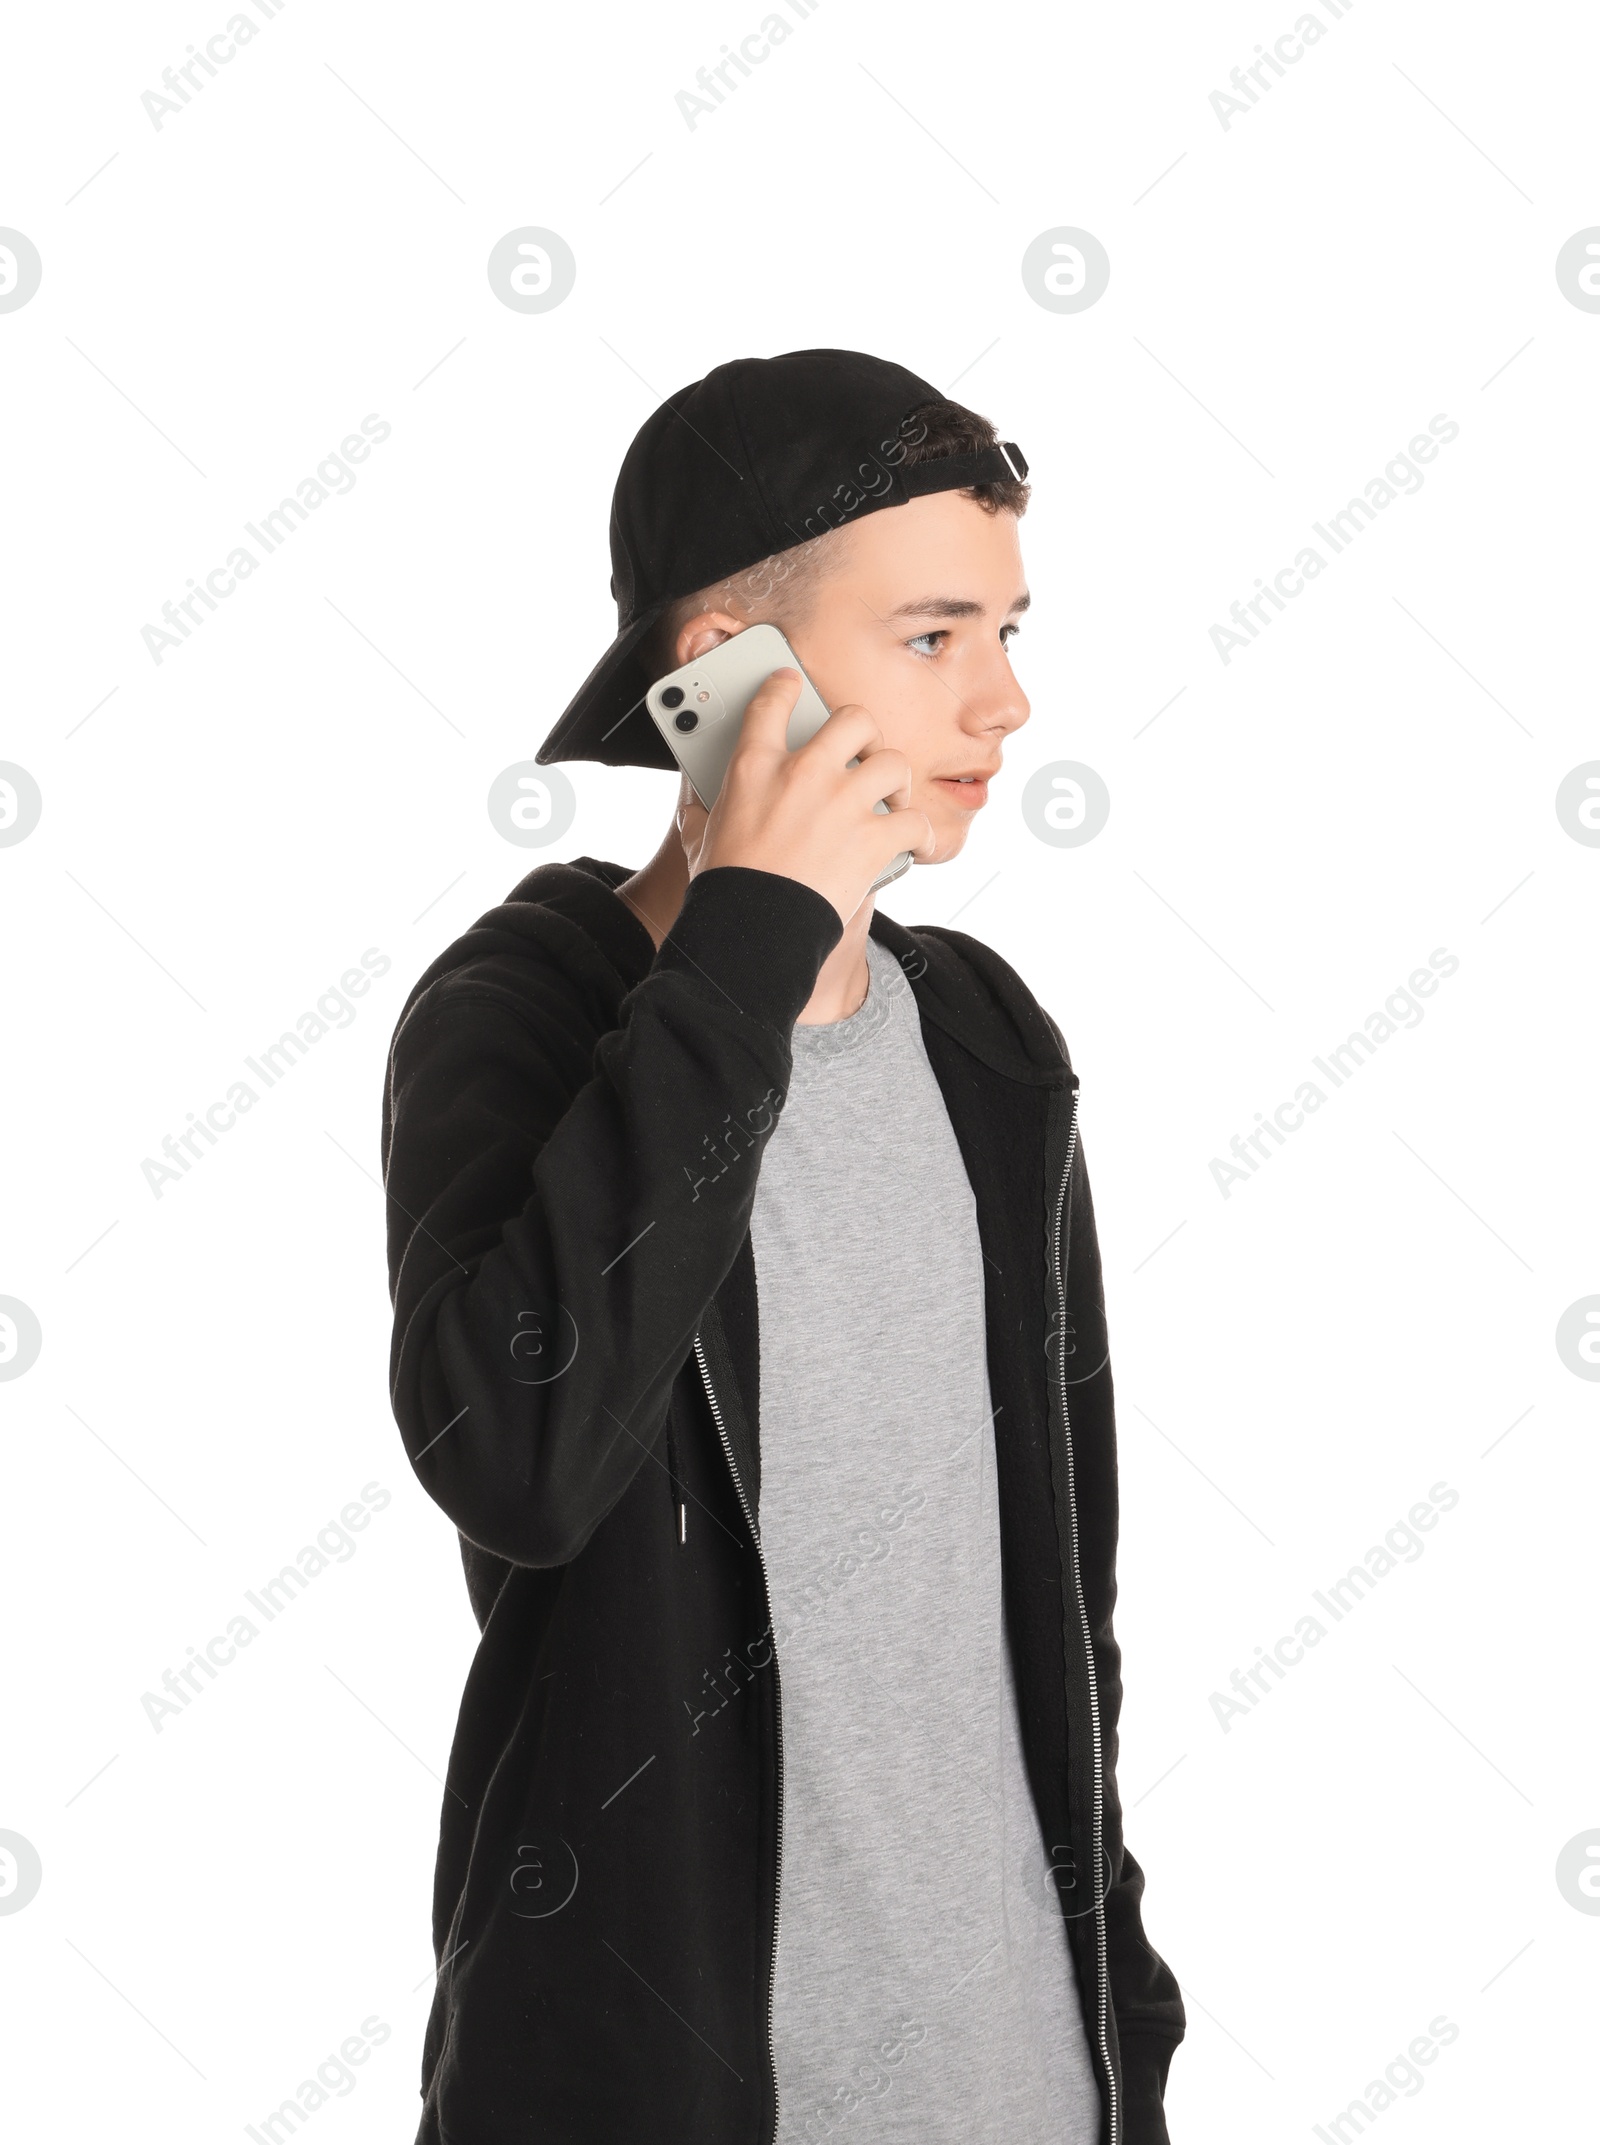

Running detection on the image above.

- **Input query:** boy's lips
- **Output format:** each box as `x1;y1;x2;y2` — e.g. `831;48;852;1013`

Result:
930;767;997;809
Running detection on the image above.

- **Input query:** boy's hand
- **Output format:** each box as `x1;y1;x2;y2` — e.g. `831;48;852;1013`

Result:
676;668;935;927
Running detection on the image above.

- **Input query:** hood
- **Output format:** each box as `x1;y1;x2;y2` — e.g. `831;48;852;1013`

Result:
391;855;1073;1094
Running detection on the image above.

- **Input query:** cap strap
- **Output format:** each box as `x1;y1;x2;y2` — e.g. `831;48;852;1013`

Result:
896;440;1029;498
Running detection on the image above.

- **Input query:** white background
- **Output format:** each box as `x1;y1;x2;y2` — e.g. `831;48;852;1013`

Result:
2;0;1596;2137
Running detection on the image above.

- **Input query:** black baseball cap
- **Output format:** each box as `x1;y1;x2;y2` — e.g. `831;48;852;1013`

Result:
535;347;1028;771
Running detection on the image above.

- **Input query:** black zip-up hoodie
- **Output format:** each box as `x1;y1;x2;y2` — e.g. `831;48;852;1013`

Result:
382;855;1185;2145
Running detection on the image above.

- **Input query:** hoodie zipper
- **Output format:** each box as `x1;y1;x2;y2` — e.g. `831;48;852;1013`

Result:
693;1330;784;2142
1052;1088;1119;2145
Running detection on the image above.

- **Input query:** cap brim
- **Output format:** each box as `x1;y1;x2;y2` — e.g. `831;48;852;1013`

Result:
535;603;678;771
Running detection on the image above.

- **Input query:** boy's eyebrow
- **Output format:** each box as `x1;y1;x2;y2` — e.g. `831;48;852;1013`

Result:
884;590;1031;621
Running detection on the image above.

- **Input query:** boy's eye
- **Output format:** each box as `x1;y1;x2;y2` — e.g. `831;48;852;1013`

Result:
906;624;1023;657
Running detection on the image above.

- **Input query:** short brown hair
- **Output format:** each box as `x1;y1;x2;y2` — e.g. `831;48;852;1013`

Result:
642;395;1028;677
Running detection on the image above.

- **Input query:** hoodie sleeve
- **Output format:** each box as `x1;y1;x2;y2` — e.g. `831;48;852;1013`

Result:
1061;1127;1187;2134
382;865;842;1568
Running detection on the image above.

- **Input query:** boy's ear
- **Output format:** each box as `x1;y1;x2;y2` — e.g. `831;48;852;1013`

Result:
673;610;747;668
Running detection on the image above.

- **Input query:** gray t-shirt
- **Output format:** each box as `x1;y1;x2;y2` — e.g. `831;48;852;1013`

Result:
749;932;1102;2144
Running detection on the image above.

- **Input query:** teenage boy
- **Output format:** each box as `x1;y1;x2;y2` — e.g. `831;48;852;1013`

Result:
383;348;1185;2145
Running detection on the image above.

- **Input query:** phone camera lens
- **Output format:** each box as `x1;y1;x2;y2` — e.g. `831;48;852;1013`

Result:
673;709;698;733
660;686;685;708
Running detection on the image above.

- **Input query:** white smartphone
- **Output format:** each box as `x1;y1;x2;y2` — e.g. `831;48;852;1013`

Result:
643;622;914;893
